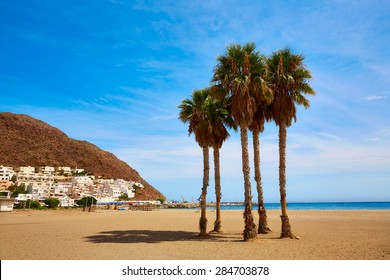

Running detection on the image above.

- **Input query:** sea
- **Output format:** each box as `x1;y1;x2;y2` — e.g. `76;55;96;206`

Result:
207;201;390;211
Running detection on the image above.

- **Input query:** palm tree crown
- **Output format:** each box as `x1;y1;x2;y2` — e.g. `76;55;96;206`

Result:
266;48;315;126
207;95;236;147
178;88;214;148
212;42;269;127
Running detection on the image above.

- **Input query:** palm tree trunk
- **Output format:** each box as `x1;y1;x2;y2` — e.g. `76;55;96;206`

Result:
279;121;296;238
212;146;222;232
241;126;257;241
253;130;271;234
199;146;209;237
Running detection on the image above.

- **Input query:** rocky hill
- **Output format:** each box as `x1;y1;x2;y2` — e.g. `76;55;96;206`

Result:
0;112;164;201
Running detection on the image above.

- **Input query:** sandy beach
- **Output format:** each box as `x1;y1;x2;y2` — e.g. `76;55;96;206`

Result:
0;209;389;260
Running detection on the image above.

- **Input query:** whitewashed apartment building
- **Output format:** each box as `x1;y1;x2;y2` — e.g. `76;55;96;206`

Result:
37;166;55;175
0;166;15;190
17;169;54;189
0;166;15;181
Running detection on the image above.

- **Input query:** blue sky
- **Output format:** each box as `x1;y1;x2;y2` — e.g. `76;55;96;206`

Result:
1;0;389;202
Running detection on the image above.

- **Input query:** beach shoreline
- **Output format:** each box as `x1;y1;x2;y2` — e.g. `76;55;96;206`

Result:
1;209;389;260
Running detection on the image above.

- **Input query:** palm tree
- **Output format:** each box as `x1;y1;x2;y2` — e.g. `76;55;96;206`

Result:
178;89;213;236
212;42;266;241
207;90;236;233
248;52;273;235
266;48;315;238
249;107;272;234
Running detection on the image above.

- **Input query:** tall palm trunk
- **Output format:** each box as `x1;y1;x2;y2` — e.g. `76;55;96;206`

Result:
253;131;271;234
199;146;209;236
279;121;296;238
241;126;257;241
212;146;222;232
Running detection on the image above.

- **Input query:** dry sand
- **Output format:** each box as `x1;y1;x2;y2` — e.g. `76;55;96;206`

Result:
0;208;389;260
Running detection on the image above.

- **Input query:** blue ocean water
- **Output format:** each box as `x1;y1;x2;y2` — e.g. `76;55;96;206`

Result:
208;201;390;211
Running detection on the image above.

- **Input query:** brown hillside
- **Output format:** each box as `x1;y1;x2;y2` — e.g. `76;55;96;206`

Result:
0;112;164;200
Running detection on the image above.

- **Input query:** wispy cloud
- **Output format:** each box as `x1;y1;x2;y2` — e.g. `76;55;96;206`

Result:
150;114;177;121
117;86;152;97
365;90;389;100
365;95;386;100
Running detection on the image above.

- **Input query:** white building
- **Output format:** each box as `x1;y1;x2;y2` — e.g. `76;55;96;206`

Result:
27;184;50;200
50;182;73;196
16;172;54;190
109;186;122;199
57;196;76;207
115;179;135;198
0;166;15;181
0;190;15;212
94;182;111;201
72;176;94;187
95;178;114;185
133;182;144;189
16;166;35;174
55;166;72;175
15;193;33;202
37;166;55;175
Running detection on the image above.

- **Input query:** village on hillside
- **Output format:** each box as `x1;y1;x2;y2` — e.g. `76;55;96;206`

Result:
0;165;147;208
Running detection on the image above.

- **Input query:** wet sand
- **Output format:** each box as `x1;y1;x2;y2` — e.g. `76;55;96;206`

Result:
0;209;389;260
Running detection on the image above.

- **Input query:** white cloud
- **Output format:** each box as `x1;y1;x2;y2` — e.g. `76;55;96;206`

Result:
365;95;386;100
150;114;177;121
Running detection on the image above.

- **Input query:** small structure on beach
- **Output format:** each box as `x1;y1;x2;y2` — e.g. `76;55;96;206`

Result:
0;190;15;212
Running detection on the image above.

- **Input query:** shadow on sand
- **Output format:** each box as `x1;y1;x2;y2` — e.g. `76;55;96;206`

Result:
84;230;241;244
